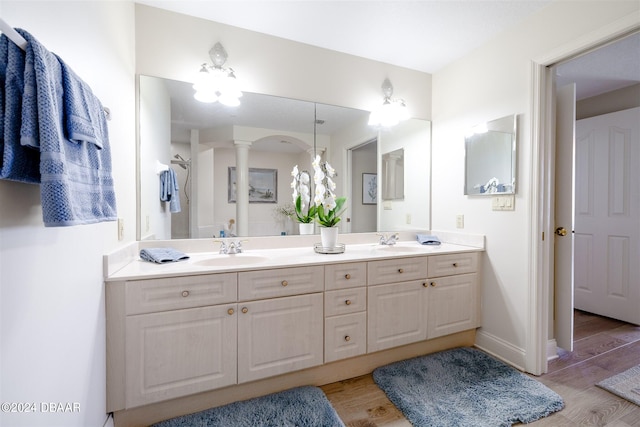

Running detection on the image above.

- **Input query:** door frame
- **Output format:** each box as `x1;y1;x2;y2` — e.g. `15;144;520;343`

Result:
528;15;639;375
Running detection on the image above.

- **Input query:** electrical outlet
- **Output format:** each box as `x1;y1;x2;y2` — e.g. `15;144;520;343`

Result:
117;218;124;241
456;215;464;229
406;214;412;224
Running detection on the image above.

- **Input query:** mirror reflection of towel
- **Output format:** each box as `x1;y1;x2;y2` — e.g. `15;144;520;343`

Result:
417;234;441;245
160;168;181;213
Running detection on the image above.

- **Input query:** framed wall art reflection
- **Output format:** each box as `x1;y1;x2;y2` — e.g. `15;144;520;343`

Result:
228;167;277;203
362;173;377;205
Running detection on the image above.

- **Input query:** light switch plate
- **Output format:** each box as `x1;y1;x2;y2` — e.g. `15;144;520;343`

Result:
492;195;515;211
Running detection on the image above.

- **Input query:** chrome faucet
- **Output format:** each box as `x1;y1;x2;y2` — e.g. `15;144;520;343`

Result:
378;233;399;246
216;240;245;254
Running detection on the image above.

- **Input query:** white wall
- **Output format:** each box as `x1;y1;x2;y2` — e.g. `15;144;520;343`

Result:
0;2;136;427
135;4;432;121
431;0;639;368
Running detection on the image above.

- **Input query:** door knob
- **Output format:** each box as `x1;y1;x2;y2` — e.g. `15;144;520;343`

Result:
555;227;568;236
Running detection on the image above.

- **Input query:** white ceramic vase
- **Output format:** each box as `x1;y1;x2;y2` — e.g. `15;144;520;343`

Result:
299;222;315;235
320;226;339;248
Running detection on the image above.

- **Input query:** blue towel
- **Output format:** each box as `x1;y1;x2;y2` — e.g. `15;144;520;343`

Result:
416;234;441;245
17;29;117;226
140;248;190;264
160;168;181;213
0;34;40;183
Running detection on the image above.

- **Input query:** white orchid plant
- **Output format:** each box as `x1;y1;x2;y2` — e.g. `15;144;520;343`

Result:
290;165;317;223
291;155;347;227
312;155;346;228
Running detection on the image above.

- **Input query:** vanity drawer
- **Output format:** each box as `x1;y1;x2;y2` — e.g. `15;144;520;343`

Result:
325;287;366;317
367;256;428;286
238;266;324;301
126;273;237;315
428;252;478;278
325;262;367;290
325;312;367;363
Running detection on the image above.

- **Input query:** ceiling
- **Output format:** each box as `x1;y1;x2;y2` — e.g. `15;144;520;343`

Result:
136;0;554;74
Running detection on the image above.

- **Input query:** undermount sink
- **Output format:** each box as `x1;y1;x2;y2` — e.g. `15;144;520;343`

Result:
193;254;268;267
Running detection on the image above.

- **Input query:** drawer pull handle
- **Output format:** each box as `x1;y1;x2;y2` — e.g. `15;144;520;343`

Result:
241;307;248;314
181;290;190;297
345;299;352;306
227;308;235;315
281;280;288;287
398;268;404;273
452;262;458;267
345;274;351;279
344;335;351;342
430;281;437;287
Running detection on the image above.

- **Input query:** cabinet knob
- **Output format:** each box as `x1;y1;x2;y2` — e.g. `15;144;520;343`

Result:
452;262;458;267
422;282;428;287
344;273;351;280
241;307;248;314
430;281;437;287
281;280;288;287
181;290;190;297
398;268;404;273
344;335;351;342
227;308;235;315
345;299;352;306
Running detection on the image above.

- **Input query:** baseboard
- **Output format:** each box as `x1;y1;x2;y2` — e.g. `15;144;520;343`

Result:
474;329;526;371
547;339;559;361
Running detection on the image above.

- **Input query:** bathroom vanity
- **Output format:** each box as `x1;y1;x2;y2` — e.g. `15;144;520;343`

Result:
104;232;483;427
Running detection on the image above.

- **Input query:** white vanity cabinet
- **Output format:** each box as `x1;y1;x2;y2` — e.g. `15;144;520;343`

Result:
106;244;483;424
367;257;430;352
324;262;367;362
237;266;324;382
109;273;238;409
426;252;480;339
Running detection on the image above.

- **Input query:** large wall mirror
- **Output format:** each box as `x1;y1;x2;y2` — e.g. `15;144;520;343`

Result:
137;75;431;240
464;114;517;195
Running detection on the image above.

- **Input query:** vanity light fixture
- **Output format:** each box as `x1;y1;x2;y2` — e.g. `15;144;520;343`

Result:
193;42;242;106
368;78;409;127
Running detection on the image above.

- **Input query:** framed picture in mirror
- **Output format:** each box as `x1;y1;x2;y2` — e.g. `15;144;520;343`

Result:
363;173;377;205
228;167;277;203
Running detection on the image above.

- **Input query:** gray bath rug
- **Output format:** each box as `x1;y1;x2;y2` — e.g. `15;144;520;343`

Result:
373;347;564;427
151;385;345;426
597;364;640;406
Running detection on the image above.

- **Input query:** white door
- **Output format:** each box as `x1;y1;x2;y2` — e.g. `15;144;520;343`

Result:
554;83;576;351
574;107;640;325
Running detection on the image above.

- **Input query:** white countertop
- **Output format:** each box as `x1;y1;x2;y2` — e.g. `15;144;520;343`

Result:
105;233;484;281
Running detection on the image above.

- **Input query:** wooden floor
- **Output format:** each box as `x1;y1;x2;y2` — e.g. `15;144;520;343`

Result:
321;310;640;426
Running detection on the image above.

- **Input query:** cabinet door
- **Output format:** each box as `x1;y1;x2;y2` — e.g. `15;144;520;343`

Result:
125;304;237;407
427;273;478;339
367;281;429;352
237;293;323;383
